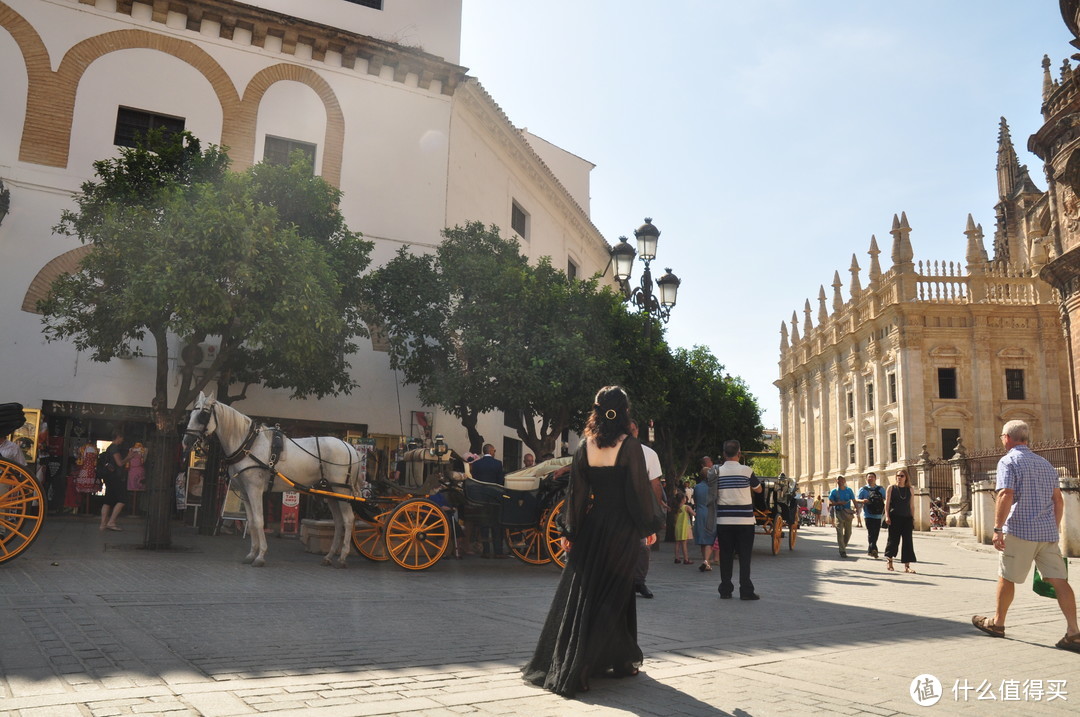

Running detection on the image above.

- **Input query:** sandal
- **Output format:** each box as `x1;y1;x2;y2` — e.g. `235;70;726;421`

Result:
904;565;916;574
611;663;639;678
1056;632;1080;653
886;558;894;572
972;615;1005;638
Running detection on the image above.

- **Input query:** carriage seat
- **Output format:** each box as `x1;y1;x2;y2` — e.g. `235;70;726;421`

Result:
462;478;539;527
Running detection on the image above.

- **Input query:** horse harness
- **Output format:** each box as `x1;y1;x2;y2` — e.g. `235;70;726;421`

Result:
193;402;359;496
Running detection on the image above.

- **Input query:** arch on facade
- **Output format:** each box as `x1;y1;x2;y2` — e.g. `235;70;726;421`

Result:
996;346;1033;361
21;245;93;313
999;407;1039;423
929;405;974;422
17;29;240;168
0;3;50;103
239;65;345;187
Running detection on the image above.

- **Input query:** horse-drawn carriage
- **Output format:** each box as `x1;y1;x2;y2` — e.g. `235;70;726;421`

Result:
183;394;570;571
753;473;799;554
0;402;45;565
349;450;570;570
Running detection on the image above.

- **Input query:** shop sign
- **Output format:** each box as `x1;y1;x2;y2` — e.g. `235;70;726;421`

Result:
42;400;153;422
281;491;300;535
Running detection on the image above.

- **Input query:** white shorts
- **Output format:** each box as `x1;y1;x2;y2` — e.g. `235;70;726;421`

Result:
999;535;1067;584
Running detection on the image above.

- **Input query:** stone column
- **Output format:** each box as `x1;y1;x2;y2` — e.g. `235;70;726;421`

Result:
912;452;932;531
946;441;971;528
971;480;996;545
1060;478;1080;558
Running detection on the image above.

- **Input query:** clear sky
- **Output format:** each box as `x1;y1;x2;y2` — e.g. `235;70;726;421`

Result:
459;1;1075;428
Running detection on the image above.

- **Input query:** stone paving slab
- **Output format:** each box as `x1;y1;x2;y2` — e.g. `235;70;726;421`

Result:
0;516;1077;715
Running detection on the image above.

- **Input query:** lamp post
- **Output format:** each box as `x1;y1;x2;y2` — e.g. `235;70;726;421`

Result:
611;218;681;329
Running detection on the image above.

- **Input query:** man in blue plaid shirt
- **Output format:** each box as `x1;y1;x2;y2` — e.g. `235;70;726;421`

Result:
972;420;1079;652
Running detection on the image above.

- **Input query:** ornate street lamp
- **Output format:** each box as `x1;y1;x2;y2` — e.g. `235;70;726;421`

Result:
611;218;681;323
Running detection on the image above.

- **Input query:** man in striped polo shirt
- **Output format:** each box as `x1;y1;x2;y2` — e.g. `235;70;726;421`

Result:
707;439;763;600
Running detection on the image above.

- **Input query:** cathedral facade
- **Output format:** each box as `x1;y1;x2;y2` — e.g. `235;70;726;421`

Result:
776;121;1072;497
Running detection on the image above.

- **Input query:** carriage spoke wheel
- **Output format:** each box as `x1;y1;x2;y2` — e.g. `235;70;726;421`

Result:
506;526;550;565
544;499;567;568
0;460;46;565
788;513;798;551
352;510;391;562
385;499;449;570
771;514;782;555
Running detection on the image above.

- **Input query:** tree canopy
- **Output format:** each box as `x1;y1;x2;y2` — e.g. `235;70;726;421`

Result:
39;131;371;546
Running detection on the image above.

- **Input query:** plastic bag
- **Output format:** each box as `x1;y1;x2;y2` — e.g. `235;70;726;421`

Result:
1032;558;1068;599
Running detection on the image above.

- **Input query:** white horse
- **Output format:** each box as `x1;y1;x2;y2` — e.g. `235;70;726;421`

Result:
182;393;365;568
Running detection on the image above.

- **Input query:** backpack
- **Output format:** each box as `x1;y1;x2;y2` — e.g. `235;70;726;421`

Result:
864;487;885;515
96;449;115;481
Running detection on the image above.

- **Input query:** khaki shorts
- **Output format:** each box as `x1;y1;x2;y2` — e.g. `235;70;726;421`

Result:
999;535;1067;583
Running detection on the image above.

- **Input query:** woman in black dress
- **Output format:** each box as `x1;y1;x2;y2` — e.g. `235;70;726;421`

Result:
522;386;658;697
883;469;918;573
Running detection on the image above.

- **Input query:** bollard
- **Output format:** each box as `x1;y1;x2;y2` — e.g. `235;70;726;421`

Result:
1059;478;1080;558
971;480;996;545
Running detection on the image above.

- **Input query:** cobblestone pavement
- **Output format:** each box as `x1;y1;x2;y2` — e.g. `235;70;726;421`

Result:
1;515;1078;716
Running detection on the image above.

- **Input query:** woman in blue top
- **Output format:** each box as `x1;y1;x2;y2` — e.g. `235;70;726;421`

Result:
693;457;716;571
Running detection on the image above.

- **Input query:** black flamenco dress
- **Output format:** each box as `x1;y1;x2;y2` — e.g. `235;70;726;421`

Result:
522;435;656;697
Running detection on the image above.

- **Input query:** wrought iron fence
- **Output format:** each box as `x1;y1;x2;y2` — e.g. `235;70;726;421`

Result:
944;439;1080;494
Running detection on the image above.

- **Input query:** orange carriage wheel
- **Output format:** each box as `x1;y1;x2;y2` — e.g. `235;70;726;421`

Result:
506;525;550;565
544;499;567;568
385;498;449;570
352;508;391;562
0;460;46;565
771;513;783;555
788;512;798;551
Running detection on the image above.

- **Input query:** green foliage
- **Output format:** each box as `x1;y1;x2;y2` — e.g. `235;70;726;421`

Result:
39;131;373;422
651;345;765;488
362;221;641;454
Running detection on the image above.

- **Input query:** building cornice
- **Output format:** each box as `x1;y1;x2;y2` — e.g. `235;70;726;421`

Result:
74;0;467;95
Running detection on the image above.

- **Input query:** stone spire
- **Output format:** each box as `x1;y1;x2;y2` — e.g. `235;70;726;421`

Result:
832;270;844;312
779;321;789;351
817;285;828;323
849;254;862;295
790;311;800;343
964;213;988;267
803;299;813;336
997;117;1022;201
890;212;914;265
867;235;882;284
1043;54;1055;99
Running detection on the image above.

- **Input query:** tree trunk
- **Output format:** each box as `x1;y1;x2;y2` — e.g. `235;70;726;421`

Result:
460;410;484;454
142;428;177;549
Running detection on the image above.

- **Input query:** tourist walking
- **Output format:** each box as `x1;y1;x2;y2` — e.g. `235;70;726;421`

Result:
857;472;886;558
693;467;715;571
883;469;917;572
523;386;661;697
972;420;1079;651
829;476;856;557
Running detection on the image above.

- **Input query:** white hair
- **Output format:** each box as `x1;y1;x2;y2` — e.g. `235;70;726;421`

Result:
1001;420;1030;443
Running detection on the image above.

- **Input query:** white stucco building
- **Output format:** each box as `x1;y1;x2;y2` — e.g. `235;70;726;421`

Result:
0;0;613;474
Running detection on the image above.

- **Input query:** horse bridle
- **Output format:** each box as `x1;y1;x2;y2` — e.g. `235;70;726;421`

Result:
184;402;215;448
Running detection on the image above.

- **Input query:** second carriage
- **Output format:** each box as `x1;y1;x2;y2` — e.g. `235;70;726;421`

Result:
350;448;571;570
752;473;799;554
